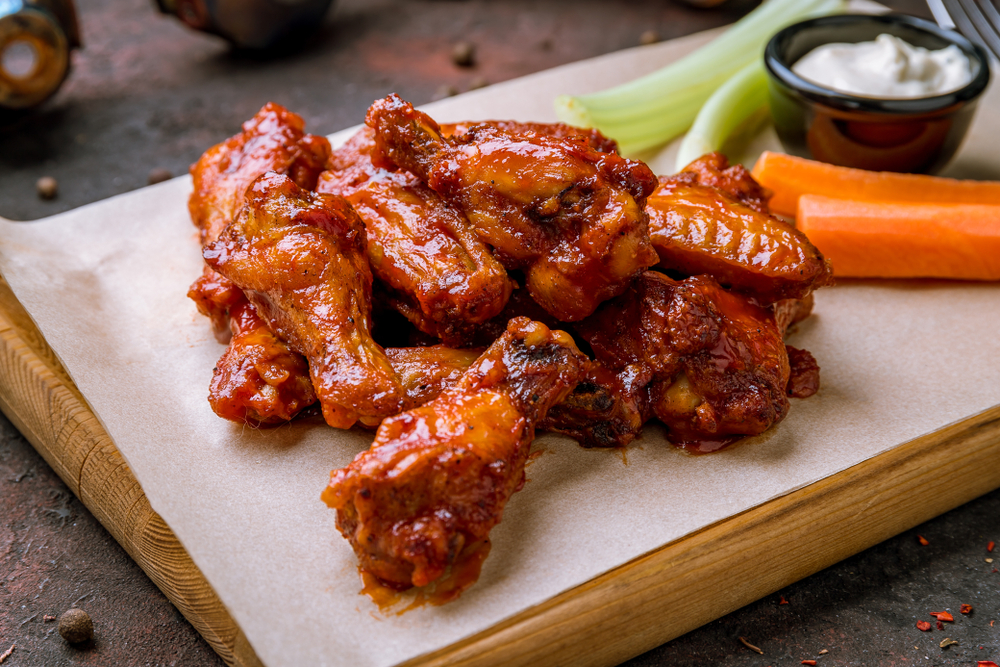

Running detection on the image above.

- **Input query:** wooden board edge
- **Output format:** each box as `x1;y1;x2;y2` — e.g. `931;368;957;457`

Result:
1;275;998;667
402;406;1000;667
0;277;264;667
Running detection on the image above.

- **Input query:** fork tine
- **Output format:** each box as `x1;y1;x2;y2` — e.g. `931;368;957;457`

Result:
942;0;1000;59
960;0;1000;59
974;0;1000;49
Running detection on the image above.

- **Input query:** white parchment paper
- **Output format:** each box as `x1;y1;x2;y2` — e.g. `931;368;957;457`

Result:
1;24;999;667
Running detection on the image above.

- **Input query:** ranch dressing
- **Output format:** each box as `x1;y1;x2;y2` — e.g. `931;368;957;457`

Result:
792;34;973;98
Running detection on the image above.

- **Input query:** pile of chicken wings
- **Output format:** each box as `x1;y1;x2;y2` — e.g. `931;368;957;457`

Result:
187;96;832;602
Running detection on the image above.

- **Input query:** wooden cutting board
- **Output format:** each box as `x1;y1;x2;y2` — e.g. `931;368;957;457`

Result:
1;270;998;667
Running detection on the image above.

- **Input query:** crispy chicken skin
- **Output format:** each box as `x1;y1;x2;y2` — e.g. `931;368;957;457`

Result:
577;271;793;449
205;172;404;429
648;153;832;305
441;120;620;154
323;317;588;591
385;345;482;408
365;94;659;321
671;152;772;214
318;128;513;344
540;363;646;449
209;299;317;424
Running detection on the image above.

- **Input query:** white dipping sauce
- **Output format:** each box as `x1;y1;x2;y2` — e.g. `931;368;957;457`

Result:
792;34;973;98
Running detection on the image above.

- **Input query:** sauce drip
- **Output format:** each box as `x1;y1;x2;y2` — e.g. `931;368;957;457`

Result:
360;539;493;614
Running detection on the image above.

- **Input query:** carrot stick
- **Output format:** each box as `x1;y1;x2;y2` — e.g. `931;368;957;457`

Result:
753;151;1000;218
797;195;1000;280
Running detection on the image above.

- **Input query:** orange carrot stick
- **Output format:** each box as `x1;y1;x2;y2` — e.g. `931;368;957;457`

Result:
753;151;1000;218
797;195;1000;280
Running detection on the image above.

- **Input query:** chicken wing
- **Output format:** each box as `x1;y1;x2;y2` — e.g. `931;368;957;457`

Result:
209;299;317;424
189;103;329;425
366;94;659;321
577;271;796;452
322;317;588;594
648;153;832;305
318;128;513;344
205;172;404;429
189;102;331;332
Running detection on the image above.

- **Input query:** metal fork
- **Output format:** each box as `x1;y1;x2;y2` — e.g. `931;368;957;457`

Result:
927;0;1000;60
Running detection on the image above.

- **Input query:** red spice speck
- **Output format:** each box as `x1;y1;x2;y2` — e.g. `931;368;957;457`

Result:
801;661;817;666
988;541;995;552
960;604;973;614
977;662;999;667
936;620;944;630
916;620;932;631
918;535;930;545
930;611;954;622
779;595;789;605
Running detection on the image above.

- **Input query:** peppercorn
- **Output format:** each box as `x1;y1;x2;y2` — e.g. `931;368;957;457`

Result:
36;176;58;200
58;608;93;644
451;41;475;67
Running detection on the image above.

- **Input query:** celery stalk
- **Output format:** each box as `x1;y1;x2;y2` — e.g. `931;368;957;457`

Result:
555;0;847;155
675;60;769;172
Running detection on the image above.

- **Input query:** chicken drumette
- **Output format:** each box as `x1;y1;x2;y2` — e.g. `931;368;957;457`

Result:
188;103;329;424
648;153;832;305
318;127;513;344
323;317;588;595
205;172;404;429
365;94;659;322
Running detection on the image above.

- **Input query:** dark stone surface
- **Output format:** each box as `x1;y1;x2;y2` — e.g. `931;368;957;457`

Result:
1;0;998;666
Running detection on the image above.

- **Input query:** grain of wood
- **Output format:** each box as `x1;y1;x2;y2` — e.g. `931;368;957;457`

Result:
0;275;997;667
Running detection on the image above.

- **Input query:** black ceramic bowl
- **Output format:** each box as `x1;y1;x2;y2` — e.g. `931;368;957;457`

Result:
764;14;990;174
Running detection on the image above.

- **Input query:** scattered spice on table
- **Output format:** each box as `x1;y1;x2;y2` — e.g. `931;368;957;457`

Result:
0;645;12;664
978;662;999;667
819;649;828;654
929;611;954;622
36;176;58;200
779;595;789;605
989;541;995;552
43;614;56;622
938;638;958;648
801;661;817;666
639;30;660;46
960;604;973;614
987;558;994;564
936;621;944;630
451;42;475;67
916;620;932;631
739;637;764;654
58;608;93;644
918;535;930;545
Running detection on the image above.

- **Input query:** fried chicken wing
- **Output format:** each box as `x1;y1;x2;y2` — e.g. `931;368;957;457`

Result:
648;154;832;305
188;103;329;425
318;128;513;344
366;94;659;321
577;271;797;451
323;317;588;594
188;102;331;332
209;299;317;424
205;172;404;429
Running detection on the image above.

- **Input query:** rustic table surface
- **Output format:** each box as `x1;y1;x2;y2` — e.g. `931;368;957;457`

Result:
1;0;998;665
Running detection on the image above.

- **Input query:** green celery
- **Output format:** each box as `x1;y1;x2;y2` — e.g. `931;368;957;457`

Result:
554;0;846;155
675;60;769;171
